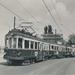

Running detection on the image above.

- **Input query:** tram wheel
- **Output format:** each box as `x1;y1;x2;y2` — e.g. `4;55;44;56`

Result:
7;60;12;65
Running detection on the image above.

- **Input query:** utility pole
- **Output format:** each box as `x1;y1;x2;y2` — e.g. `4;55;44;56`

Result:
55;29;57;43
14;17;16;29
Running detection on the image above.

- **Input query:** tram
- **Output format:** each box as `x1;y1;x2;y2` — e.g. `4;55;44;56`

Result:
3;28;75;65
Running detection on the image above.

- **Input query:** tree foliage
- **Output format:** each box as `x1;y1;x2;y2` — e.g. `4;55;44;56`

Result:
67;34;75;46
44;25;53;34
44;26;47;34
48;25;52;34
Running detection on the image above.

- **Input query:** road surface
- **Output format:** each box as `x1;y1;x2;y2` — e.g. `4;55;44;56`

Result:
0;54;75;75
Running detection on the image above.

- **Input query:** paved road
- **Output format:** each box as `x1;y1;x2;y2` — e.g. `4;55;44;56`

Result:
0;56;75;75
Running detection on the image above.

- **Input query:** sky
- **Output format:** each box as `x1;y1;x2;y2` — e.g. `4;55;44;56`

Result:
0;0;75;46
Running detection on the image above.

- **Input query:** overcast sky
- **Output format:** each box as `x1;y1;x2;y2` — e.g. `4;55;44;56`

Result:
0;0;75;46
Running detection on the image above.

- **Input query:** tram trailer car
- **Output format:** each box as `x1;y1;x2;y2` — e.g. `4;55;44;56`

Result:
3;29;75;65
65;46;75;57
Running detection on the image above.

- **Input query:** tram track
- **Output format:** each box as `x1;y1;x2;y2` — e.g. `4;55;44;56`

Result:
30;58;72;75
0;58;74;75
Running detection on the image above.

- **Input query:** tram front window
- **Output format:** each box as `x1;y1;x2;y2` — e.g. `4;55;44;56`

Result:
9;38;12;48
5;38;9;48
18;38;22;48
13;38;16;48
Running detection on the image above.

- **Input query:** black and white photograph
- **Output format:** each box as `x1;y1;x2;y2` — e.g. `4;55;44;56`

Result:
0;0;75;75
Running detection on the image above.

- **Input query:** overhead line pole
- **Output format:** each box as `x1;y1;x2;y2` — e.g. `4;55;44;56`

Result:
14;17;16;29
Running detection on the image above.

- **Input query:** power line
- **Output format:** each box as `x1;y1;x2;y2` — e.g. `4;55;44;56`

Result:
42;0;62;32
0;2;43;33
51;0;72;33
15;0;46;26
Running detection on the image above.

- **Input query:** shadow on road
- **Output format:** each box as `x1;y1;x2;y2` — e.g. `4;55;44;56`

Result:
0;62;8;66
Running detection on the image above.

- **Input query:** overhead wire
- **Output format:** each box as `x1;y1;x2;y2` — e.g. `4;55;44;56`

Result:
15;0;46;26
0;2;43;33
42;0;62;32
51;0;72;33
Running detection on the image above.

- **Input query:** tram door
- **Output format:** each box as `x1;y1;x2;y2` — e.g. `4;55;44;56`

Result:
38;42;43;60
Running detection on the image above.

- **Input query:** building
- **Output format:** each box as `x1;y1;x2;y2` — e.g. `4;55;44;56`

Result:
41;33;63;44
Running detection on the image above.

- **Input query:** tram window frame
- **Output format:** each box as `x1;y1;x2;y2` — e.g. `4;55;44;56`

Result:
18;38;22;48
25;40;29;49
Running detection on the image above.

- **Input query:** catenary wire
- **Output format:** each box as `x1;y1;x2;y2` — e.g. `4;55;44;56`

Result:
0;2;43;33
51;0;72;33
42;0;62;32
15;0;46;26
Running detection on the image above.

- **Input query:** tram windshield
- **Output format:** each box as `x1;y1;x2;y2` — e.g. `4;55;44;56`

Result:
13;38;16;48
5;38;9;48
18;38;22;48
9;38;12;48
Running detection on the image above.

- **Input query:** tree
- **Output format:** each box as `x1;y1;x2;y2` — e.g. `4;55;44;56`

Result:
67;34;75;46
48;25;53;34
44;26;47;34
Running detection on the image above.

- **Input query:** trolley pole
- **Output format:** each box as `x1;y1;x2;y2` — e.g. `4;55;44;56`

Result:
14;17;16;29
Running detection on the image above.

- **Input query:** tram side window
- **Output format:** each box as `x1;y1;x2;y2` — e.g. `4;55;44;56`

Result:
57;47;58;50
68;48;69;51
40;44;42;50
25;40;29;48
52;45;54;49
49;45;50;50
66;48;67;51
9;38;12;48
37;42;40;50
31;41;34;49
13;38;16;48
35;42;37;49
5;38;8;47
18;38;22;48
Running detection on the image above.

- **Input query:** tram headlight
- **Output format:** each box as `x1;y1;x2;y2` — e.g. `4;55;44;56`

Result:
17;52;21;57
